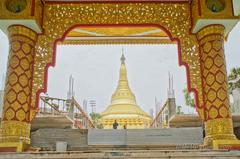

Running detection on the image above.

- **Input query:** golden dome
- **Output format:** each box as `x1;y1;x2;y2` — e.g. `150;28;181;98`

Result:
101;54;152;129
101;104;150;117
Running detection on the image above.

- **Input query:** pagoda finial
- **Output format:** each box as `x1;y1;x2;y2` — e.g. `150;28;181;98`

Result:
121;48;125;64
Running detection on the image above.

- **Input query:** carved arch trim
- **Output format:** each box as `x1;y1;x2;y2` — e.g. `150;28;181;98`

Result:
31;2;204;120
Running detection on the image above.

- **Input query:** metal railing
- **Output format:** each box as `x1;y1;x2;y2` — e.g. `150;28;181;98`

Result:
39;96;94;129
151;100;169;128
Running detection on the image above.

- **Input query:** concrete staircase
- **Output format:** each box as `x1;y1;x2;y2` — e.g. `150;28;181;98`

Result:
31;128;184;151
31;128;203;151
31;128;88;151
17;128;239;158
0;150;240;158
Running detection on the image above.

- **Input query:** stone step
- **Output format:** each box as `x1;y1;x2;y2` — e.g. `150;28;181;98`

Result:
0;150;240;159
88;128;203;145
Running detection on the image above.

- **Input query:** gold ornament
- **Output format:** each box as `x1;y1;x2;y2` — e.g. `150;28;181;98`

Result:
0;121;31;144
204;118;236;145
32;2;204;120
1;25;37;145
197;25;236;145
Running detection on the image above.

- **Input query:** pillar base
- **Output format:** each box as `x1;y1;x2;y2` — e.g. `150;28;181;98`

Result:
204;118;236;146
204;134;236;146
213;140;240;150
0;142;28;152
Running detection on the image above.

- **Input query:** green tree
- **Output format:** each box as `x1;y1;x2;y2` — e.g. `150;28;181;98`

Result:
183;88;195;108
90;113;103;129
228;67;240;114
176;106;184;114
228;67;240;94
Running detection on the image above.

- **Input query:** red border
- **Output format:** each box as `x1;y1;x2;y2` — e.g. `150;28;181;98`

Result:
0;147;17;152
197;0;201;16
34;24;201;118
31;0;36;16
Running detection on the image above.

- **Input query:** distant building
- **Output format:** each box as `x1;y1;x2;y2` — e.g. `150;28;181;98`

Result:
151;73;176;128
0;90;4;118
232;88;240;114
83;99;88;113
149;108;154;118
229;76;240;114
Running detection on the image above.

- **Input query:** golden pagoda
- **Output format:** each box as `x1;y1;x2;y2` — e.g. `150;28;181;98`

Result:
101;54;152;129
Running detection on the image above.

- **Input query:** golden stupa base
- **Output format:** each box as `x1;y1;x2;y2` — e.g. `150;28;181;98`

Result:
0;142;28;152
212;140;240;150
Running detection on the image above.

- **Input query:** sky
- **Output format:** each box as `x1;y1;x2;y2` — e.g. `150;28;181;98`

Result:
47;44;187;115
0;23;240;116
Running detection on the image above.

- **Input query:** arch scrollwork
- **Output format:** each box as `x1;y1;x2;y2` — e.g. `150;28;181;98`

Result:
31;2;204;120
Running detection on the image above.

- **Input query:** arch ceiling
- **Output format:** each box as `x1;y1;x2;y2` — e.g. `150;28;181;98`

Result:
62;26;173;44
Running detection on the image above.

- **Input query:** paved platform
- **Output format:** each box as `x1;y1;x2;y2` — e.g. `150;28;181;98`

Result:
169;114;240;128
31;116;73;131
0;150;240;159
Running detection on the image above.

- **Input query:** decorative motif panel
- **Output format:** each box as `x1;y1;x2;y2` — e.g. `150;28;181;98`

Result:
197;25;231;120
197;25;236;145
1;25;36;144
3;26;36;123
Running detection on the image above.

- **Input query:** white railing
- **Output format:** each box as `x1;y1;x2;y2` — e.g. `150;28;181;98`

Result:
151;100;169;128
39;96;94;129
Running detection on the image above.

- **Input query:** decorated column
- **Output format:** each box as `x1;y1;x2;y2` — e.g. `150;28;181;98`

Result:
197;25;236;145
0;25;37;151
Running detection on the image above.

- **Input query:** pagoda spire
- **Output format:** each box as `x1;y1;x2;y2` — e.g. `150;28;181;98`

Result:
121;53;125;64
111;53;136;105
121;47;125;64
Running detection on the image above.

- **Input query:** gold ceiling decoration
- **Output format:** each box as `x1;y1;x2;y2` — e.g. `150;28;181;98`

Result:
61;26;172;45
67;26;168;37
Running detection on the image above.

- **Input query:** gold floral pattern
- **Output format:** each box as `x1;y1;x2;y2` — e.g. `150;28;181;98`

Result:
32;2;204;120
197;25;236;145
1;25;36;144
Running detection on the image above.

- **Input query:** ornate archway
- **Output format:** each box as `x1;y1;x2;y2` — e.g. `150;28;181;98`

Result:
0;0;239;151
32;2;203;118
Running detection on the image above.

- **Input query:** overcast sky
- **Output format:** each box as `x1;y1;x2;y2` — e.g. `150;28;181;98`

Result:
48;44;186;115
0;23;240;116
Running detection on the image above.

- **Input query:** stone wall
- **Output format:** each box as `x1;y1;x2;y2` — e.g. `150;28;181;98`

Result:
88;128;203;146
31;128;88;151
31;128;203;150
